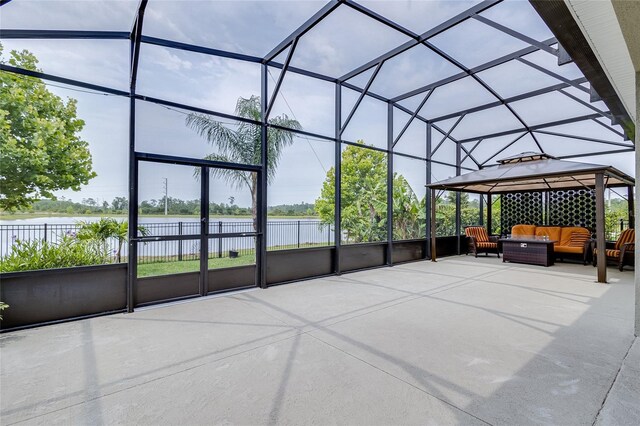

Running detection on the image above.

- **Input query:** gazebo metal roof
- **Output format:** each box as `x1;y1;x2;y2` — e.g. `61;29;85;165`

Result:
427;152;635;194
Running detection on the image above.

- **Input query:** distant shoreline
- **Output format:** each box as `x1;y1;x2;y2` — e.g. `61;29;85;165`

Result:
0;212;320;221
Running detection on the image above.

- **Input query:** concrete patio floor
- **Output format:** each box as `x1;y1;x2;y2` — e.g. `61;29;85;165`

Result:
1;256;638;425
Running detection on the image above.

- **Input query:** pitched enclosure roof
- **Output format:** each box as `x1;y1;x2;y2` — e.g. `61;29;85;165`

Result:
0;0;634;172
428;152;634;193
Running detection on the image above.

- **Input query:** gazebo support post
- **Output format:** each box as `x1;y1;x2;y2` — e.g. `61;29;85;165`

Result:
595;172;607;283
487;194;493;236
425;123;432;259
431;188;437;262
627;185;634;229
455;141;461;254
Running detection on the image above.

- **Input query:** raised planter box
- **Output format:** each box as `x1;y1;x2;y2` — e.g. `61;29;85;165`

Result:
135;271;199;306
267;246;335;285
0;263;127;331
392;239;426;263
341;242;387;272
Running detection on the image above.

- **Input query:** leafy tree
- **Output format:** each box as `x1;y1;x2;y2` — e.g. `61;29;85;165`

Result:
436;191;480;236
393;175;425;240
0;44;96;210
111;196;128;211
186;95;301;230
605;197;630;240
315;141;424;243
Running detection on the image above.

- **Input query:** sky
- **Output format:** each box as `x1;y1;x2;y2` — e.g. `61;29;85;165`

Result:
0;0;633;209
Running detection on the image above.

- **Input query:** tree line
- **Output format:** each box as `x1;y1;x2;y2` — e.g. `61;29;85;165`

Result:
16;198;318;217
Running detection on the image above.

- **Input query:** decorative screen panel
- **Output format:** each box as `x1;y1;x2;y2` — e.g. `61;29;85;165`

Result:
548;189;595;229
500;192;543;234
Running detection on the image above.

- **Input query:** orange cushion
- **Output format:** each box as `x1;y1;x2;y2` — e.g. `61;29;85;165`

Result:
594;248;621;258
535;227;561;242
465;227;489;242
559;227;589;247
512;224;536;237
476;241;497;248
615;229;634;250
555;246;584;254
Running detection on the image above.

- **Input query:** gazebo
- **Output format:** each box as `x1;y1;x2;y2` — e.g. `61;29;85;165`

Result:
427;152;635;283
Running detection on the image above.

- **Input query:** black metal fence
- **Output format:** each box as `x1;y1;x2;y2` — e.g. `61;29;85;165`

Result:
0;220;334;264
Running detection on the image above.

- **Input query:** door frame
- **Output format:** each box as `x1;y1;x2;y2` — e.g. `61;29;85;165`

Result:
128;152;263;309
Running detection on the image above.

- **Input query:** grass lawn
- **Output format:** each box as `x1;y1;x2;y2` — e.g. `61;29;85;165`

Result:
137;255;255;277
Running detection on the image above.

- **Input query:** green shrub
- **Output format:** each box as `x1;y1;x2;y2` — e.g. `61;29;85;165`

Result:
0;301;8;320
0;236;108;273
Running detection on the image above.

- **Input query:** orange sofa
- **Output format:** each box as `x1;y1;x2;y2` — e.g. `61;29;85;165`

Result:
511;224;591;264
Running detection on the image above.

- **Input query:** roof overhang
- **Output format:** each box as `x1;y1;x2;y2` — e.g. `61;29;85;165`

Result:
529;0;636;141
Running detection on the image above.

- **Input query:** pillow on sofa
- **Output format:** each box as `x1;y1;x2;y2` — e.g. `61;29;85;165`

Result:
560;227;589;247
568;232;590;247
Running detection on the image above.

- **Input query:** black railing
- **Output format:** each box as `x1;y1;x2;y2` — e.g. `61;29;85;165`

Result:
0;220;335;264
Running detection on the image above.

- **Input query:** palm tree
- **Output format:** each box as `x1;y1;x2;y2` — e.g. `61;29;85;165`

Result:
186;95;301;231
77;218;148;263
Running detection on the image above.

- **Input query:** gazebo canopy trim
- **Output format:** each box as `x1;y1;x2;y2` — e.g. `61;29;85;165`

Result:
427;153;634;194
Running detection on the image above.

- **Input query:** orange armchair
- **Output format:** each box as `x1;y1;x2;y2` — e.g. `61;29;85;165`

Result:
465;226;499;258
593;228;635;271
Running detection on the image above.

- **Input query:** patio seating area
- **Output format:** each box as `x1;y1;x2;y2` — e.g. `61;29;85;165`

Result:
2;256;638;425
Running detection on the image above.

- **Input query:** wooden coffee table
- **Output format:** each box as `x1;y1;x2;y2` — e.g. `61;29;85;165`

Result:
499;237;556;267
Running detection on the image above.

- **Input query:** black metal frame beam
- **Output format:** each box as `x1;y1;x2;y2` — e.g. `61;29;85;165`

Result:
480;132;528;166
0;64;129;96
199;166;209;296
127;0;148;313
431;115;465;155
430;123;480;169
340;61;384;135
428;77;587;123
263;0;341;63
339;0;502;82
425;123;432;258
142;36;263;64
0;29;130;39
423;41;544;152
517;57;589;94
456;113;601;143
533;130;634;148
135;152;262;172
386;102;394;265
334;83;342;274
592;118;626;139
462;139;483;165
471;15;557;55
460;143;482;169
258;64;268;288
557;89;612;121
556;149;635;160
392;90;433;148
265;37;299;119
3;59;460;169
391;38;557;102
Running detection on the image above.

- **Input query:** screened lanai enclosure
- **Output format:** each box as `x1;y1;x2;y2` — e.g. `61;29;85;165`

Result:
0;0;635;330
